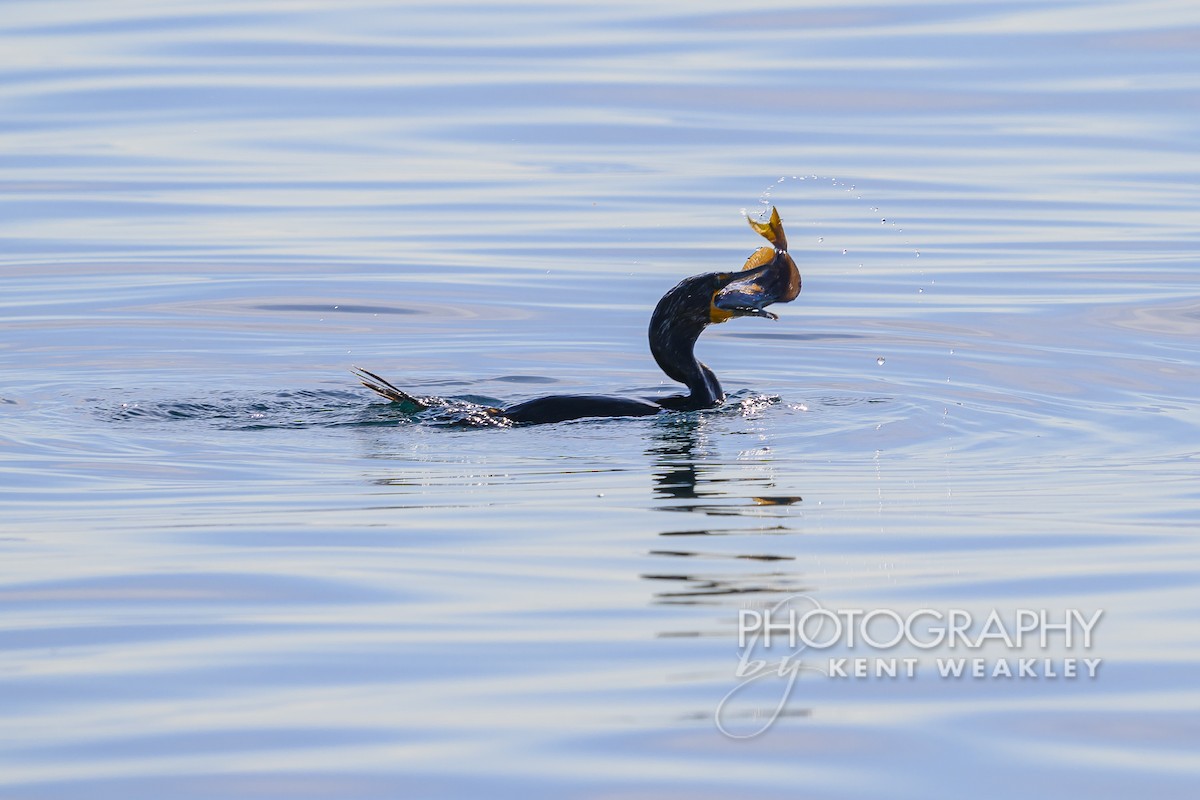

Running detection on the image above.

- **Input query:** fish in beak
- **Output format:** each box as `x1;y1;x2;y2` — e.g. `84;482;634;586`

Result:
710;206;802;323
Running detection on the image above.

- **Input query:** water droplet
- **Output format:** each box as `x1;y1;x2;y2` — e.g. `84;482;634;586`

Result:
817;237;823;243
917;288;924;293
876;357;886;366
842;249;848;255
915;250;920;257
880;219;886;224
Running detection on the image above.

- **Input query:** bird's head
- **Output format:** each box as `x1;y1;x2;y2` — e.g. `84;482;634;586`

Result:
712;205;802;322
649;207;802;386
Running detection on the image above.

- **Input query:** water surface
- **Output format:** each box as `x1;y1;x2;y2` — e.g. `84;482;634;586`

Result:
2;1;1199;798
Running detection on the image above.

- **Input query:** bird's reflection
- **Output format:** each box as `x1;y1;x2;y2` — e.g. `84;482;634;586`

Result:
642;416;820;733
647;416;707;501
643;415;807;605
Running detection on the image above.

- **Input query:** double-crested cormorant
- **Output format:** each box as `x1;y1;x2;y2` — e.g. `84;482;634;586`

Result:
355;207;801;425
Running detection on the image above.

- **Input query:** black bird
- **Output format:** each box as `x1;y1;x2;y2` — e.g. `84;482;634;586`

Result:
355;207;801;425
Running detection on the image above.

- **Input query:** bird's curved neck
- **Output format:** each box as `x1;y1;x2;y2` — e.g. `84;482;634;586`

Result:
649;313;724;410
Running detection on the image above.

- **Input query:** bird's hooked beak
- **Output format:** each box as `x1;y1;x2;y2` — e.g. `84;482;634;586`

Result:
709;206;802;324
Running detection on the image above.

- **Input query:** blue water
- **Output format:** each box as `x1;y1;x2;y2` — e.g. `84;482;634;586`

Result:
2;1;1199;797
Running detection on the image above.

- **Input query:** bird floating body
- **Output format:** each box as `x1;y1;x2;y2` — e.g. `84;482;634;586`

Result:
355;207;802;425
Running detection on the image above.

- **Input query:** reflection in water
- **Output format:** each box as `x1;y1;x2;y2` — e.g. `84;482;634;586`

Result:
644;416;807;604
642;570;808;604
645;416;817;732
648;416;708;501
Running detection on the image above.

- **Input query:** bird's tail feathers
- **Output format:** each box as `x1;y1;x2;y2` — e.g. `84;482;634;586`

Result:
352;367;431;408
